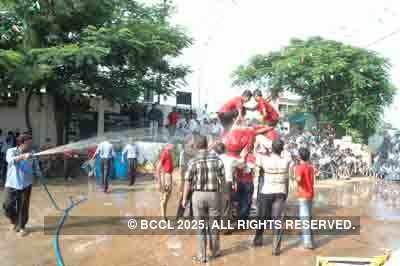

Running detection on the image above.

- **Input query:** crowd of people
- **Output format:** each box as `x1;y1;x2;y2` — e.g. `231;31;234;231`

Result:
372;133;400;180
284;130;372;180
155;89;318;262
0;89;384;261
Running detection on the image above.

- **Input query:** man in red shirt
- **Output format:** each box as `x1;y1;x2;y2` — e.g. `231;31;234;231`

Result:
167;108;180;137
294;147;315;249
253;89;280;126
156;143;175;220
218;90;253;130
223;125;256;158
252;124;280;154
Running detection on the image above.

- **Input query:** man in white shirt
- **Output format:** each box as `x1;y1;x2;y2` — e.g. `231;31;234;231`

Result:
92;140;115;193
210;119;224;138
122;139;138;186
189;116;201;134
213;142;245;221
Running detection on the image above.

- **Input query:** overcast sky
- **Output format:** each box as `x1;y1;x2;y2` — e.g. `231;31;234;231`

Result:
159;0;400;128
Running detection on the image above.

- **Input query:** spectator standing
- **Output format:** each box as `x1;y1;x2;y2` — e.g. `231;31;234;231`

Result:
7;131;16;148
294;147;315;249
189;113;201;134
167;108;180;137
122;139;138;186
176;134;196;219
92;140;115;193
210;118;224;138
148;104;164;139
182;135;225;263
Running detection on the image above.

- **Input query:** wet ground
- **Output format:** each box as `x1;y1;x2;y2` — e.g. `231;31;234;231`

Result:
1;176;400;266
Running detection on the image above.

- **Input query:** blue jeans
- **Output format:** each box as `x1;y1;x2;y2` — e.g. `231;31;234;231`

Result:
236;182;254;220
298;199;314;247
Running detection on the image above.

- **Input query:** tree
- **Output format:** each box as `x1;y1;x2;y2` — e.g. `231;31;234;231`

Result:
0;0;192;144
233;37;396;143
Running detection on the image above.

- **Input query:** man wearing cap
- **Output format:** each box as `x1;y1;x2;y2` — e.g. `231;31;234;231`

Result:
217;90;253;131
3;134;41;236
156;143;175;220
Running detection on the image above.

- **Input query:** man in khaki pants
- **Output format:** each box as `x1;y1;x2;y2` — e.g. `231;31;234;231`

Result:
182;135;226;263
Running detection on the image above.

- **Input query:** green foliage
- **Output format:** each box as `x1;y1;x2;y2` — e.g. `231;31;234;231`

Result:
0;0;192;144
233;37;396;143
1;0;192;100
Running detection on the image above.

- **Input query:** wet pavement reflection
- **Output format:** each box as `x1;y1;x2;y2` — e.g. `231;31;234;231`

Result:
1;176;399;266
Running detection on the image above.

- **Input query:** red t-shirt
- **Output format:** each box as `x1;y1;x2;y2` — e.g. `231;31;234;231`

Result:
236;153;255;184
168;112;180;126
253;125;280;141
219;96;244;113
295;163;315;199
159;149;174;174
264;100;279;124
224;127;255;154
257;98;266;114
236;168;253;183
266;128;280;141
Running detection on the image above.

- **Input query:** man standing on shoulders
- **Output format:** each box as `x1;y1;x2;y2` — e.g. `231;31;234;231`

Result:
182;135;225;263
217;90;252;131
92;139;115;193
122;139;138;186
3;134;41;236
253;89;280;127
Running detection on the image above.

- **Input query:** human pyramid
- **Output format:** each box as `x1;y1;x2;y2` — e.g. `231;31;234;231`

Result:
156;89;317;262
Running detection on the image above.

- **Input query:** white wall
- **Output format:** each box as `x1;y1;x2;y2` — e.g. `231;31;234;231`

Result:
0;93;57;148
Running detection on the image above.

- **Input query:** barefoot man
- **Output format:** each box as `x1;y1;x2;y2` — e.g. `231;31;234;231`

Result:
155;143;175;220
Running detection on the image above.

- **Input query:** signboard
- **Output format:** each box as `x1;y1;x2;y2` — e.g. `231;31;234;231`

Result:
176;91;192;106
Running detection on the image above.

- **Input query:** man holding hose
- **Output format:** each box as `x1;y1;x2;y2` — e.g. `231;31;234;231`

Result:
3;134;42;237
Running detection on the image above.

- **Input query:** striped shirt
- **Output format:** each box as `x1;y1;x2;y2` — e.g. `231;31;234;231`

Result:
185;150;225;192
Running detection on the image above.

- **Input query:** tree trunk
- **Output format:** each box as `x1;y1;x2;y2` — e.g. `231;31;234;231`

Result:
53;93;67;145
24;87;34;134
